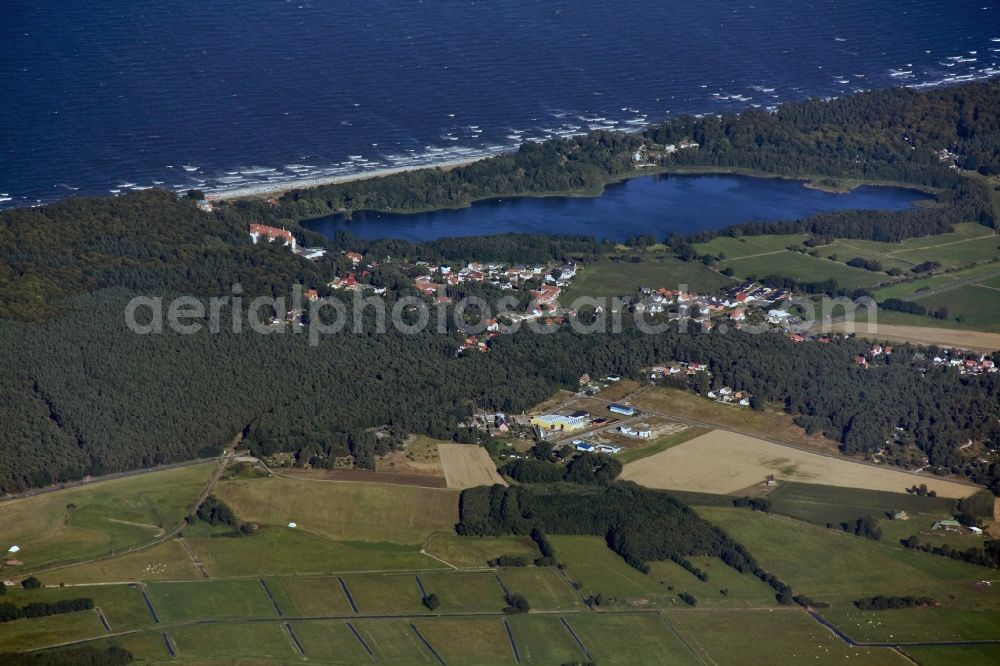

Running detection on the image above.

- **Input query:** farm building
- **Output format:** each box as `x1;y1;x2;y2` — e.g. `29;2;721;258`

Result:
530;414;588;432
573;441;622;454
931;519;962;531
608;404;636;416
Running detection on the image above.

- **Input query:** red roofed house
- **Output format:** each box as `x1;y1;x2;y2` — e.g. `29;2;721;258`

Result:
249;224;296;251
304;289;319;301
345;251;363;266
530;284;561;306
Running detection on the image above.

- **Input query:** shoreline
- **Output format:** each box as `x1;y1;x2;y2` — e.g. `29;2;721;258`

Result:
205;155;501;203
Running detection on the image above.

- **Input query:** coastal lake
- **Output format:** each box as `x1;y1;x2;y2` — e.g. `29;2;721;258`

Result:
302;174;930;242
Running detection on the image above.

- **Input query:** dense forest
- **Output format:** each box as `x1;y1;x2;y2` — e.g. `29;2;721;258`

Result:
457;482;795;602
1;81;999;493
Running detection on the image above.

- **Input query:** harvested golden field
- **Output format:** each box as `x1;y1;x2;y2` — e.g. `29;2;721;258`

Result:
438;443;507;489
619;430;978;499
826;322;1000;353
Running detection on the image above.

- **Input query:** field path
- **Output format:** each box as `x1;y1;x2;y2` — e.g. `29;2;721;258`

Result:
178;538;209;578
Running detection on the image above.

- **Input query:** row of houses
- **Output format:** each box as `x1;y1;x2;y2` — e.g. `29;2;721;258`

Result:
649;362;709;380
415;261;577;291
931;352;997;375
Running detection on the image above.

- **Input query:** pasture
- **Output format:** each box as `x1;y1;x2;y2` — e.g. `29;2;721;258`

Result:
720;250;883;289
421;533;538;568
183;526;441;577
765;481;956;526
695;507;1000;612
561;257;732;302
902;645;1000;666
214;474;459;543
438;443;507;489
665;608;910;665
0;462;214;570
497;567;583;611
168;622;294;661
47;539;202;584
619;429;977;498
913;284;1000;332
146;579;277;622
692;233;809;259
565;612;702;665
551;534;776;610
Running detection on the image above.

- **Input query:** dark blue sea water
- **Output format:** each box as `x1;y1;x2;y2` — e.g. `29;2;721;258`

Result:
302;174;929;242
2;1;998;209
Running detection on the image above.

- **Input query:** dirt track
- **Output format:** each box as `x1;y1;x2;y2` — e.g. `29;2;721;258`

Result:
620;430;978;499
438;444;507;489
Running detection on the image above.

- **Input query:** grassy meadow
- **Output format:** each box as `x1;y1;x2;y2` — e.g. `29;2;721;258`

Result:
0;462;215;571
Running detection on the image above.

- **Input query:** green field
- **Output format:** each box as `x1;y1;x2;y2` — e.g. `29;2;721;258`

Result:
567;612;702;665
496;567;583;611
765;481;956;526
267;575;359;616
902;644;1000;666
168;622;296;661
0;610;108;653
421;533;538;568
692;233;810;259
550;534;777;609
505;614;588;664
912;284;1000;331
147;579;277;622
49;539;203;585
695;507;1000;643
666;609;909;665
350;619;440;664
346;572;434;615
412;618;516;666
215;476;459;544
562;258;732;301
0;462;214;571
288;620;378;663
184;525;441;577
722;250;883;289
418;571;504;613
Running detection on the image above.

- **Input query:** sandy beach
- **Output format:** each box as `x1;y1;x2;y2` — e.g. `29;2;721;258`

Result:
205;155;494;202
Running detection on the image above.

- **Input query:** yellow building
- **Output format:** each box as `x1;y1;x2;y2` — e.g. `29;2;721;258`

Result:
530;414;588;432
